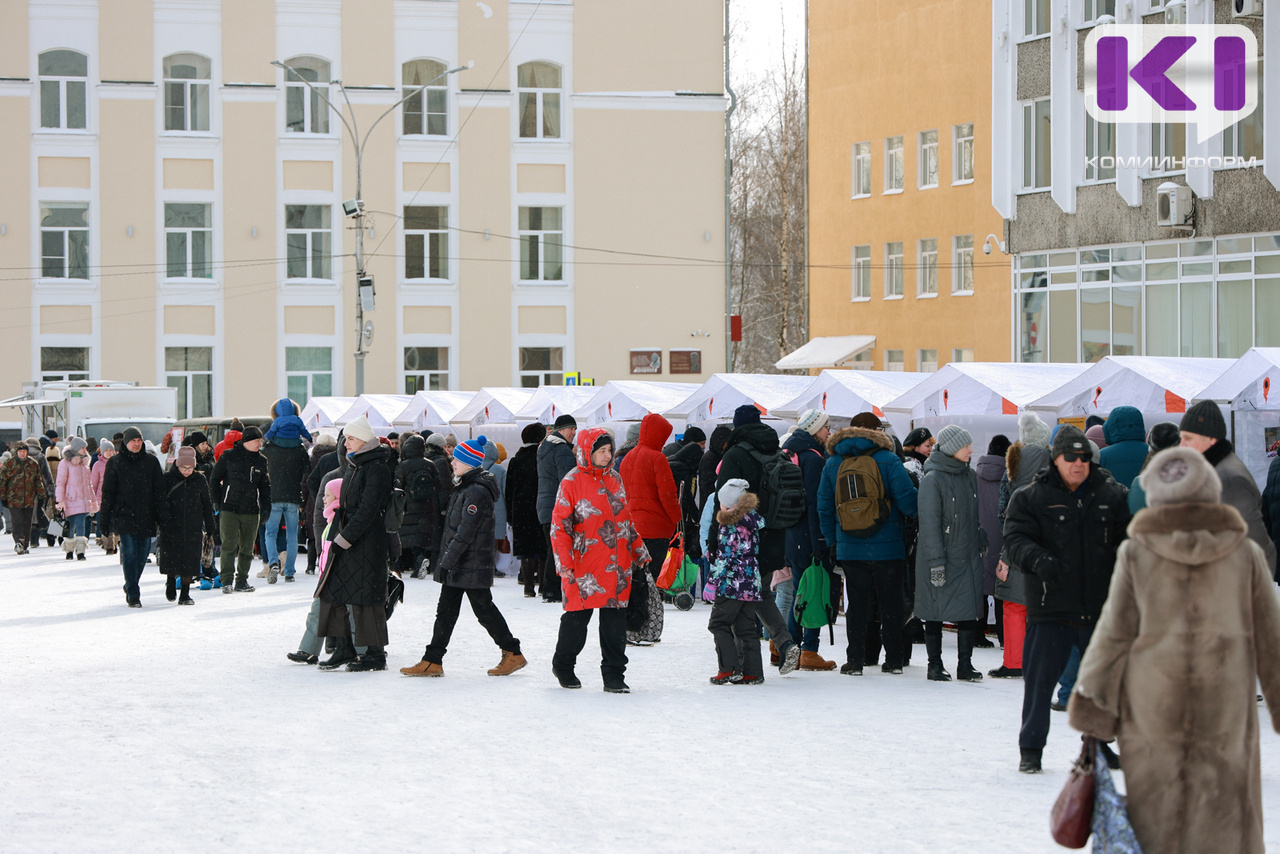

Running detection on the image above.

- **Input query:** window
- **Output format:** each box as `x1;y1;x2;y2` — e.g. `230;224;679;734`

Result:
39;50;87;130
1224;60;1263;162
918;349;938;372
885;349;904;372
404;346;449;392
165;204;212;279
1085;114;1116;182
404;206;448;280
41;203;89;279
517;61;561;139
284;56;330;134
852;141;871;197
285;205;331;280
1083;0;1116;22
953;348;975;362
918;130;938;188
285;347;332;407
519;346;563;387
165;347;213;419
852;245;871;299
163;53;210;132
953;123;974;183
918;239;938;295
885;242;904;296
1022;99;1051;189
1025;0;1050;36
41;347;89;382
403;59;447;136
884;136;904;192
953;235;975;293
518;207;563;282
1150;121;1186;172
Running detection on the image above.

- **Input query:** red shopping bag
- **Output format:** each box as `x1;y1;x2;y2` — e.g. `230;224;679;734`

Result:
655;534;685;590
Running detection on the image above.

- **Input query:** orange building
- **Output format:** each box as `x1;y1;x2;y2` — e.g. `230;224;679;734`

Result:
804;0;1009;373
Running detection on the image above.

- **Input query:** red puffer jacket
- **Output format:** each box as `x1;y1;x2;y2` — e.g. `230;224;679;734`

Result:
551;427;649;611
213;430;241;462
618;413;680;540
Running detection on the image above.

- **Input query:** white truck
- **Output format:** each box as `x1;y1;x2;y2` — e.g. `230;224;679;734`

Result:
0;381;178;446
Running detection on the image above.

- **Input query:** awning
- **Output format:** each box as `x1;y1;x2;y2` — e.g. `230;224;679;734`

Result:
774;335;876;371
0;397;65;408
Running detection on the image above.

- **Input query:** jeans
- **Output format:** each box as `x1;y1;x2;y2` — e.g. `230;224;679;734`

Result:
423;584;520;664
264;502;300;576
1056;646;1082;705
708;598;763;675
1020;622;1094;750
553;608;628;682
842;559;906;669
118;533;153;601
777;574;821;651
259;513;289;569
220;512;259;586
64;513;89;539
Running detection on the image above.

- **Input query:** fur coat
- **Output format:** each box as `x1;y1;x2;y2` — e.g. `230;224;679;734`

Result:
1068;502;1280;854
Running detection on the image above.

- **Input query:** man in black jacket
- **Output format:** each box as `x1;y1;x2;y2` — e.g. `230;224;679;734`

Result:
209;426;271;593
1002;425;1131;773
394;433;442;578
783;409;836;671
261;438;310;583
100;427;167;607
536;415;577;603
665;426;706;558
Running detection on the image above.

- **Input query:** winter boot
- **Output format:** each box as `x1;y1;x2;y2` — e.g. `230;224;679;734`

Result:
165;574;177;602
63;537;75;560
317;637;358;671
925;630;951;682
777;641;801;675
553;668;581;689
488;650;528;676
346;645;387;672
603;679;631;694
769;640;780;667
233;581;256;593
75;536;87;560
177;577;193;605
956;629;983;682
521;557;538;597
1019;748;1043;774
287;650;319;664
798;650;837;671
400;659;444;677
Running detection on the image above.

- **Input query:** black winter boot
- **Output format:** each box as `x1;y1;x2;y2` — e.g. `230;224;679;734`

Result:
318;637;358;671
1019;748;1043;773
956;629;983;682
347;645;387;672
925;628;951;682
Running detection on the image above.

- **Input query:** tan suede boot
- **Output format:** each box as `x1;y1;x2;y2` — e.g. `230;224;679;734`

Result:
488;650;528;676
769;640;780;667
799;650;838;671
400;659;444;677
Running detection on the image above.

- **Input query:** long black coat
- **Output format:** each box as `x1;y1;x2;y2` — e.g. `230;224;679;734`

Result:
423;443;453;552
158;468;215;576
393;435;441;550
435;467;500;590
505;442;543;557
100;446;167;537
698;424;733;514
319;442;393;608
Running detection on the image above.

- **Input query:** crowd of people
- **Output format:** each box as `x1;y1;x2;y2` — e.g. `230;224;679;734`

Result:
6;393;1280;846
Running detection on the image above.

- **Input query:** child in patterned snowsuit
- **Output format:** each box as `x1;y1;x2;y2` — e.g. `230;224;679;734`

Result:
706;478;766;684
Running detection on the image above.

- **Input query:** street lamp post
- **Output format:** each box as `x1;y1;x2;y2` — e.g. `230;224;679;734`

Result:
271;60;469;395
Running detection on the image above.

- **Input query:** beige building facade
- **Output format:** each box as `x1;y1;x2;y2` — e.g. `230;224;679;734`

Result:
0;0;728;417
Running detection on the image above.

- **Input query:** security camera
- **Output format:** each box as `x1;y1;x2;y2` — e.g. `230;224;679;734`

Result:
982;243;992;255
342;199;362;218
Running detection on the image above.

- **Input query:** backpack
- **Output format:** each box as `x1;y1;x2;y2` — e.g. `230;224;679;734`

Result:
407;464;439;503
747;447;807;531
835;449;890;536
384;487;408;533
793;561;835;631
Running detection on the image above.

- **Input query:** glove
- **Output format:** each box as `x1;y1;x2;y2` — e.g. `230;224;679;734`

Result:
1036;555;1061;587
930;566;946;588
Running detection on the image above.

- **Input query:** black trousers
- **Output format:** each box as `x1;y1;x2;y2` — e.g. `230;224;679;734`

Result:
553;608;628;681
1020;621;1094;750
9;506;34;548
843;559;906;668
708;599;763;676
423;584;520;664
540;523;562;601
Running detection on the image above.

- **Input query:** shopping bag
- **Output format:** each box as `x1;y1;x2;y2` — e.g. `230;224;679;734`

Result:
655;534;685;590
1051;736;1097;848
47;514;65;539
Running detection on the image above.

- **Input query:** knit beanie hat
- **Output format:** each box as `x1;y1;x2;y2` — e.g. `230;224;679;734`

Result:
1147;421;1181;452
796;409;829;435
1018;413;1052;448
176;447;197;468
987;434;1012;457
1180;400;1227;441
1051;424;1090;459
184;430;209;447
592;432;614;454
453;435;487;467
98;437;114;453
241;425;264;443
935;425;973;457
67;436;87;456
903;427;932;448
683;425;707;444
122;427;143;444
229;418;244;432
718;477;750;510
553;414;577;431
521;423;546;445
850;412;882;430
1085;424;1108;449
343;416;375;445
1142;446;1221;507
426;432;447;448
625;422;642;444
733;404;762;428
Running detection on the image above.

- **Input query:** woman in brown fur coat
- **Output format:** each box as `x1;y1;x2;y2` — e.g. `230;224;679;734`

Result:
1068;446;1280;854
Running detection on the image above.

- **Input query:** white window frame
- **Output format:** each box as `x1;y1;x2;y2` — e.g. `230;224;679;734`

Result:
285;204;333;281
1024;0;1051;38
518;206;564;283
953;123;974;184
953;235;975;294
1149;121;1186;175
884;136;904;193
164;203;213;281
918;238;938;296
918;130;939;189
163;53;211;133
1022;98;1052;190
1084;114;1116;183
852;245;871;300
1082;0;1117;24
165;346;214;419
402;58;448;137
518;346;564;387
885;349;904;372
404;205;449;282
517;61;562;140
1222;59;1264;165
284;345;333;407
952;348;975;363
40;202;90;281
885;242;904;298
852;141;871;198
918;349;938;373
38;50;88;131
403;345;450;392
40;346;91;383
284;55;331;135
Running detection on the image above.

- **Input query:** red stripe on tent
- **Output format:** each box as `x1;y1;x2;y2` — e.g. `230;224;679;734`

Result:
872;405;884;418
1164;390;1186;413
1001;397;1017;415
756;403;767;416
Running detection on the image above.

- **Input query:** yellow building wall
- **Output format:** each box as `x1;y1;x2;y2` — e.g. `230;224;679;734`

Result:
808;0;1009;369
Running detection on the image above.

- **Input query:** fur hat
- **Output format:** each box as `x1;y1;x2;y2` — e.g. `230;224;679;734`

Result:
718;477;750;510
1051;424;1090;459
850;412;882;431
1141;446;1221;507
521;423;546;445
936;425;973;457
343;417;375;445
1147;421;1181;452
1180;400;1227;441
453;435;487;467
733;405;761;428
987;434;1011;457
796;409;829;435
1018;413;1052;448
175;447;197;468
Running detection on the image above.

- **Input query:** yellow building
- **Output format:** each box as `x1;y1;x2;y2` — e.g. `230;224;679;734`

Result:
0;0;728;417
806;0;1009;373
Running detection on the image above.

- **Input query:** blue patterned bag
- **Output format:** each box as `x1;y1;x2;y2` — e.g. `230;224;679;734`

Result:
1091;743;1143;854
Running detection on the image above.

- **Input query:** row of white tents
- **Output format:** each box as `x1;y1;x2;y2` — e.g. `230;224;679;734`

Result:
298;349;1280;487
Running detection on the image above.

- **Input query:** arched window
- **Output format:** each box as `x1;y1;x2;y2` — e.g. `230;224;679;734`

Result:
517;61;561;139
284;56;330;134
403;59;447;136
39;50;88;130
163;53;211;132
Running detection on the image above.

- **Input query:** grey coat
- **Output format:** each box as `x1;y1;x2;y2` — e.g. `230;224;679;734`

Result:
1211;445;1278;577
535;432;576;524
481;441;509;535
995;442;1050;605
914;449;986;623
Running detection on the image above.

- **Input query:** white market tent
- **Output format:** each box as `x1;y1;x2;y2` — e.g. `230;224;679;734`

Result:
883;362;1090;458
1027;356;1231;422
665;373;814;427
573;381;703;444
513;386;600;425
390;390;475;435
772;370;926;437
774;335;876;371
336;394;413;435
298;396;357;433
1195;348;1280;486
449;388;537;446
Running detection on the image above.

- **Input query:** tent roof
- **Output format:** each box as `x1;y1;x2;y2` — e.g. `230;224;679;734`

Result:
667;373;815;421
451;388;537;426
774;335;876;370
336;394;413;428
1195;348;1280;407
575;381;703;426
1028;356;1232;416
772;370;926;419
298;396;357;429
391;390;475;428
513;386;600;423
883;363;1089;418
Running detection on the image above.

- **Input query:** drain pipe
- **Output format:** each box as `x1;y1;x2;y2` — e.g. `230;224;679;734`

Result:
724;0;737;372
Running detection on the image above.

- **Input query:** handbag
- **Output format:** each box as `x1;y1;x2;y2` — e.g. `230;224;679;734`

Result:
1051;735;1097;849
1092;742;1144;853
47;513;65;539
656;534;685;590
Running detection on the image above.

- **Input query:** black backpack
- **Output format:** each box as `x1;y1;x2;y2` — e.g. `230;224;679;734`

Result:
407;465;439;503
747;447;807;531
384;487;408;533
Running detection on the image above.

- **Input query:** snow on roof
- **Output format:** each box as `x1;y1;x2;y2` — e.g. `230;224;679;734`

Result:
774;335;876;370
883;363;1090;418
576;381;703;426
450;388;537;426
336;395;414;428
299;397;358;430
772;370;926;419
513;386;600;423
391;390;476;430
666;373;815;421
1195;348;1280;408
1028;356;1232;417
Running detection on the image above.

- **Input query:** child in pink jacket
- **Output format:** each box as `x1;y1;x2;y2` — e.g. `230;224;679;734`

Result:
287;479;346;665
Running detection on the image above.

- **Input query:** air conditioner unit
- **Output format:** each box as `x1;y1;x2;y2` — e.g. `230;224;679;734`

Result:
1164;0;1187;23
1157;182;1194;227
1234;0;1263;18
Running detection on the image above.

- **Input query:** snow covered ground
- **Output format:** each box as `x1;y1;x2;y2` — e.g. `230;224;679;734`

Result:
4;544;1280;853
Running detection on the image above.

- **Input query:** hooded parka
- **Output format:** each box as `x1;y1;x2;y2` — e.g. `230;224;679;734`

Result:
618;413;681;541
393;434;440;550
536;431;577;525
434;466;501;589
1097;406;1147;489
816;426;919;563
914;449;987;622
55;449;97;517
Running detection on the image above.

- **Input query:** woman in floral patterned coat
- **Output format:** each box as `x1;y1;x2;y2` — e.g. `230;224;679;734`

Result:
550;427;648;693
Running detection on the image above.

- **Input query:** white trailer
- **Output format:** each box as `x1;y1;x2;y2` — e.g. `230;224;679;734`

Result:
0;381;177;446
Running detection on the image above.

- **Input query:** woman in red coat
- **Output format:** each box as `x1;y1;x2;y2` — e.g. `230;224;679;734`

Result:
550;427;649;693
618;413;681;645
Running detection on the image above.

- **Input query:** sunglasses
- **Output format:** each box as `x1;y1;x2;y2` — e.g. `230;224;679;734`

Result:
1061;452;1092;463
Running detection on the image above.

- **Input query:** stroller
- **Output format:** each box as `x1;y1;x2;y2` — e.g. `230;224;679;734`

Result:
655;534;699;612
